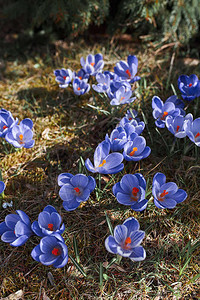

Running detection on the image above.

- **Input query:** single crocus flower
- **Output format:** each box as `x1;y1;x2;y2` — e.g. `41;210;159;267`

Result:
80;53;104;76
54;68;73;88
85;140;124;174
166;113;193;138
114;55;141;83
31;205;65;237
5;118;35;148
123;134;151;161
105;217;146;261
152;172;187;209
73;68;89;81
152;96;181;128
31;233;68;268
0;181;5;194
0;210;32;246
105;127;127;152
178;74;200;101
73;77;90;95
0;109;18;138
107;79;131;100
58;173;96;211
110;86;136;106
113;174;148;211
185;117;200;147
165;95;185;116
92;73;111;93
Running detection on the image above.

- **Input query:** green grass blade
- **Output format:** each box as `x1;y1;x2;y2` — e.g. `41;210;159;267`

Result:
105;211;113;235
73;236;80;263
69;254;87;277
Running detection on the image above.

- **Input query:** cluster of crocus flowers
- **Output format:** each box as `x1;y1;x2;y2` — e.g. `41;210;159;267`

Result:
54;54;140;105
0;206;68;268
0;109;35;149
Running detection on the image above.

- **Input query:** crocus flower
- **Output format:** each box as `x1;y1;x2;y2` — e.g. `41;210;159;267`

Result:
31;233;68;268
105;127;127;152
152;96;181;128
152;173;187;209
5;118;35;148
105;217;146;261
107;79;131;100
114;55;141;83
0;210;32;246
121;121;145;137
85;140;124;174
178;74;200;101
73;68;89;81
113;174;148;211
185;117;200;147
165;95;185;116
110;86;136;106
125;109;140;122
166;113;193;138
0;109;18;138
58;173;96;211
80;53;104;76
32;205;65;237
73;77;90;95
0;181;5;194
123;134;151;161
92;73;111;93
54;68;73;88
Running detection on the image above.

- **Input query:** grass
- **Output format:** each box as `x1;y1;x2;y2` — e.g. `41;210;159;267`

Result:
0;33;200;299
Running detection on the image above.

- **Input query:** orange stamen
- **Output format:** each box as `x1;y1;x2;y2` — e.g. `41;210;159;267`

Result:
3;125;7;130
161;111;168;120
77;87;81;90
124;237;132;249
98;159;106;168
79;76;82;80
195;132;200;139
63;76;66;80
129;147;138;156
52;248;60;256
125;69;131;78
120;96;125;102
90;62;95;66
48;223;54;231
132;187;139;196
160;190;168;198
176;125;180;132
189;83;192;87
74;187;80;193
129;117;132;120
19;134;23;140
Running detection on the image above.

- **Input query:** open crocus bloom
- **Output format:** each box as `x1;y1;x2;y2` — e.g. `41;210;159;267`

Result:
178;74;200;101
105;217;146;261
80;53;104;76
54;68;73;88
123;134;151;161
114;55;141;83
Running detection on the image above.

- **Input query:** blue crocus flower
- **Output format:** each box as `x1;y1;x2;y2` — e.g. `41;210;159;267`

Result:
54;68;73;88
166;113;193;138
0;109;18;138
105;127;127;152
104;71;118;81
85;140;124;174
110;86;136;106
114;55;141;83
73;68;90;81
80;53;104;76
5;118;35;148
165;95;185;116
73;77;90;95
58;173;96;211
123;134;151;161
92;73;111;93
105;217;146;261
31;205;65;237
0;181;5;194
31;233;68;268
113;174;148;211
152;96;181;128
121;121;145;137
178;74;200;101
152;173;187;209
0;210;32;246
185;117;200;147
107;79;131;100
125;109;140;122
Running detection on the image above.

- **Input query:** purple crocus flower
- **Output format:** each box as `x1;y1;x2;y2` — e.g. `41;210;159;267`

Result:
123;134;151;161
54;68;73;88
105;217;146;261
125;109;140;122
58;173;96;211
31;205;65;237
178;74;200;101
0;210;32;246
114;55;141;83
0;181;5;194
165;95;185;116
185;117;200;146
85;140;124;174
110;86;136;106
166;113;193;138
73;69;89;81
73;77;90;95
107;79;132;100
31;233;68;268
152;173;187;209
92;73;111;93
113;174;148;211
152;96;181;128
80;53;104;76
105;127;127;152
5;118;34;148
0;109;18;138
